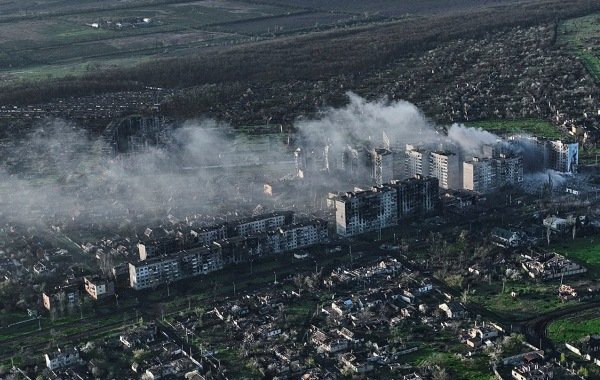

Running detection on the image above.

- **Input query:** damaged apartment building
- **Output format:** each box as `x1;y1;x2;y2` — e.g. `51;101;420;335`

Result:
295;144;396;186
406;143;523;193
463;154;524;193
333;176;439;237
129;212;328;289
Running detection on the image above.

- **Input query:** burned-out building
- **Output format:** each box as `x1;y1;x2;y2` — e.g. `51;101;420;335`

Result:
334;176;439;237
494;153;523;187
548;140;579;173
84;276;115;300
388;176;440;219
42;284;80;311
370;148;394;186
334;185;398;237
521;252;587;280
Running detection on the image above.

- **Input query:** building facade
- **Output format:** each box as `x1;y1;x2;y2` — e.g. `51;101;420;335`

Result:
493;154;524;186
129;245;223;290
84;276;115;300
430;151;461;189
548;140;578;173
389;176;439;219
463;158;495;193
266;219;329;253
335;185;398;237
231;211;294;237
405;145;430;179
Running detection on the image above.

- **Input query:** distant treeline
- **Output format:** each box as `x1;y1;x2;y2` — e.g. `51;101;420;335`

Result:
1;0;599;108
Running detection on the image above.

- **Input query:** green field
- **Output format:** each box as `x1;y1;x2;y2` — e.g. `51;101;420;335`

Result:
467;119;566;139
471;281;570;320
548;310;600;343
558;13;600;81
552;237;600;278
0;0;299;83
404;348;493;380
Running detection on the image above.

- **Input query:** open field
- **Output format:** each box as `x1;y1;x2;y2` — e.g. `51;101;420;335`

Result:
470;281;571;320
257;0;518;18
552;237;600;278
558;13;600;81
548;309;600;343
0;0;597;89
0;0;297;82
467;119;566;139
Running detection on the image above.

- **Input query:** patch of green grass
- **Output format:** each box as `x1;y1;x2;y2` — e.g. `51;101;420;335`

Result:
548;310;600;343
558;13;600;81
412;351;493;380
467;119;566;139
471;281;570;320
552;237;600;278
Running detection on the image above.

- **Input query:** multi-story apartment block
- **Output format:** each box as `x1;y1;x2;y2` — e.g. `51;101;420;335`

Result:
405;145;430;179
463;157;495;193
335;185;398;237
494;154;523;186
370;148;394;186
192;224;228;246
389;176;440;218
430;151;461;189
230;211;294;237
266;219;329;253
129;245;223;290
548;140;578;173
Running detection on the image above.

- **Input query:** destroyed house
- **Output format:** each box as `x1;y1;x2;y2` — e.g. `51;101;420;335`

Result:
522;252;586;280
84;276;115;300
491;227;522;248
42;284;80;311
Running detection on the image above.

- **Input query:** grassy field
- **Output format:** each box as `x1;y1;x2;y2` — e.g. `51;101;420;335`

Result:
467;119;566;139
552;236;600;278
558;13;600;81
404;347;493;380
470;281;570;320
0;0;298;82
548;309;600;343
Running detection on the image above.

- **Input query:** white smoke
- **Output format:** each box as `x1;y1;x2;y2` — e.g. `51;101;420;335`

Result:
295;92;442;149
0;119;292;226
447;123;500;156
0;93;559;228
